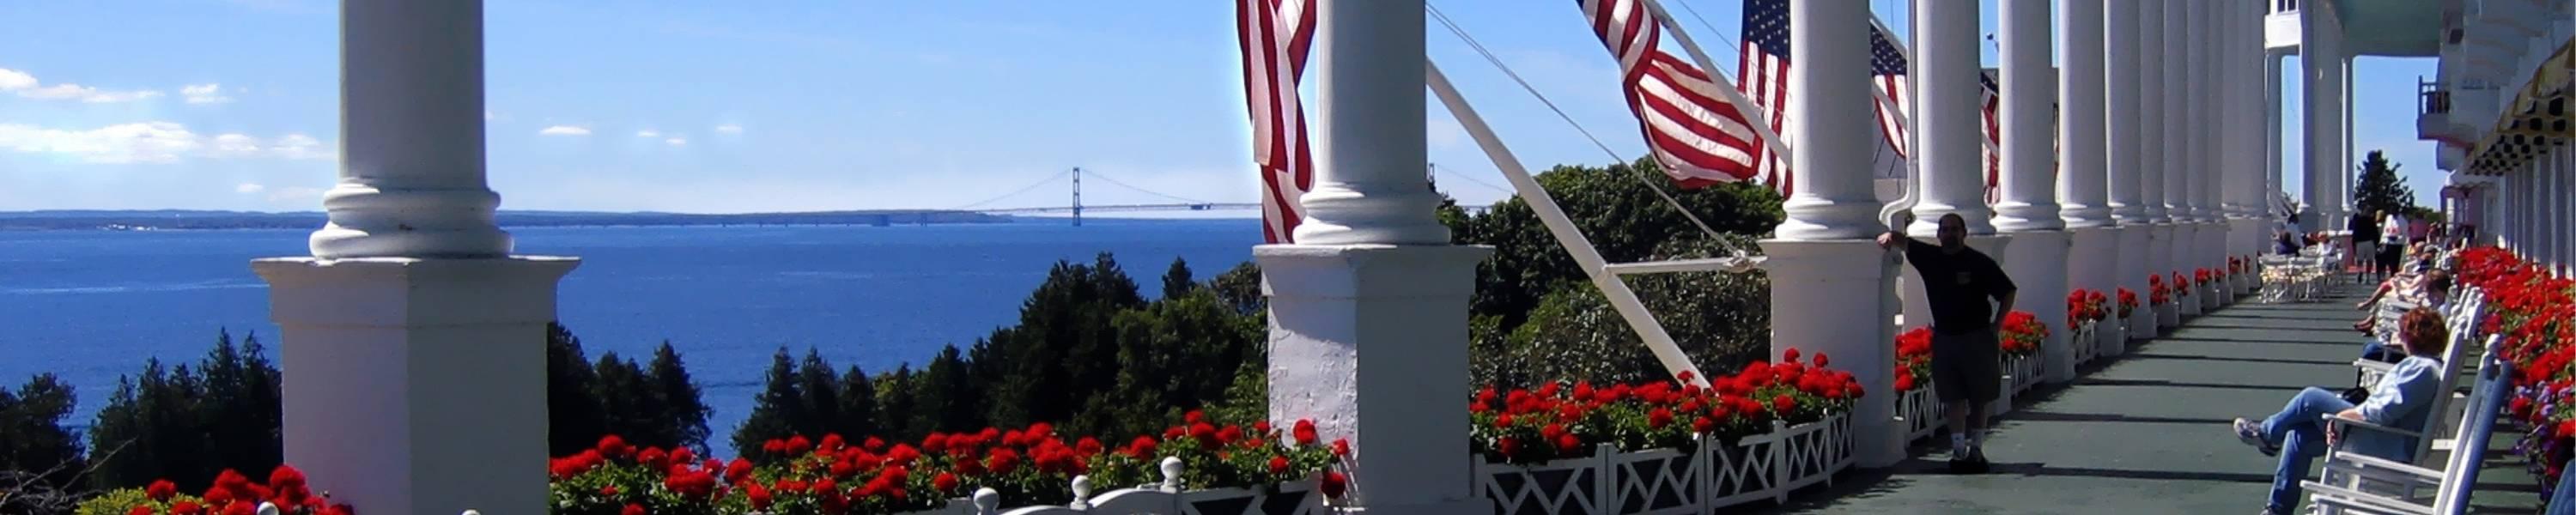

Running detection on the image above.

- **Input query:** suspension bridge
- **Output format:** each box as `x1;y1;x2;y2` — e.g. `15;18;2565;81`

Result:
944;165;1508;226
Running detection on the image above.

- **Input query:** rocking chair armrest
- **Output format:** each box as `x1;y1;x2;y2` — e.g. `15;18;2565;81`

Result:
2322;413;2425;439
2300;482;2438;515
2353;359;2397;373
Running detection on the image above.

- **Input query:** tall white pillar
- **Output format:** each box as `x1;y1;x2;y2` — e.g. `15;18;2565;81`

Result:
1761;0;1902;469
1908;0;2000;237
1257;2;1488;512
2267;52;2287;227
2000;0;2072;384
2163;0;2200;317
2302;3;2346;248
2112;0;2154;345
2061;0;2123;355
2342;58;2356;223
2120;0;2163;340
252;2;578;514
1901;0;2013;395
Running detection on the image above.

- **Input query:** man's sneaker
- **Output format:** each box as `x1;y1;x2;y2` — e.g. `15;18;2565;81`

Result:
2233;418;2279;457
1963;446;1992;474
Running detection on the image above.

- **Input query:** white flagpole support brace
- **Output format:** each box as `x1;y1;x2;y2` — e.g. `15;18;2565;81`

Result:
1428;58;1716;385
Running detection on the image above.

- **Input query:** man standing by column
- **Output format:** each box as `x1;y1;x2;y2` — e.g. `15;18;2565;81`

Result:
1880;211;2019;474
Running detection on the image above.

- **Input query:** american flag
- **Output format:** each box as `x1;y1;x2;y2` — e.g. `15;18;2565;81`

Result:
1234;0;1315;244
1980;70;2002;204
1740;0;1914;187
1576;0;1765;190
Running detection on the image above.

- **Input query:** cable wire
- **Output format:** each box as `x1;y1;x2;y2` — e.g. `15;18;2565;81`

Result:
1080;168;1212;204
950;169;1073;209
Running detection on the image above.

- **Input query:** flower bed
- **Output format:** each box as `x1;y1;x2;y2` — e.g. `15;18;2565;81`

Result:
2000;312;2048;395
2452;246;2576;500
2068;289;2110;366
78;466;355;515
544;413;1345;515
1467;354;1861;513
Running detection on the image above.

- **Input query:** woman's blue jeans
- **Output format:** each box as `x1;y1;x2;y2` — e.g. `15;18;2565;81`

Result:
2261;386;2355;512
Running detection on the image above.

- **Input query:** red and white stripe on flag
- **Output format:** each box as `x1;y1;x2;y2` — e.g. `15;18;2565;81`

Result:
1577;0;1765;190
1235;0;1315;244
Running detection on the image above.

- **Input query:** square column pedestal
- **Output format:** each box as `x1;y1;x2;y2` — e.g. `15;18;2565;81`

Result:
1762;239;1903;468
1255;244;1493;515
2120;225;2154;348
2000;230;2071;385
2173;223;2202;318
252;257;579;515
2063;227;2121;375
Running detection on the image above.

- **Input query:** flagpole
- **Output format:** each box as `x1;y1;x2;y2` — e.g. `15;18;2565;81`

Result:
1426;58;1712;386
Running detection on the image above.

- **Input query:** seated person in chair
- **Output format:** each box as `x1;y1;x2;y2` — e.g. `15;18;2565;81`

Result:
2356;269;2451;363
2232;306;2449;515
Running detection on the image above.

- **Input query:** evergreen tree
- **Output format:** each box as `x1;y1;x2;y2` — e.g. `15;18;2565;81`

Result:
730;348;804;460
196;331;280;487
833;366;878;440
2352;150;2415;219
88;360;212;490
591;353;659;447
645;342;711;451
0;373;82;500
1161;257;1195;300
546;323;608;456
793;349;841;439
873;366;918;440
912;346;982;435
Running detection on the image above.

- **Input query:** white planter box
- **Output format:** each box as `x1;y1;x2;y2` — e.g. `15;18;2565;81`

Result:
2004;353;2042;397
982;461;1332;515
1896;385;1945;442
2072;323;2099;367
1472;412;1855;514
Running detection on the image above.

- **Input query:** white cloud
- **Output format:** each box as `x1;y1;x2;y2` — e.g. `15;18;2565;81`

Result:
636;130;660;137
665;137;688;147
538;125;592;136
714;124;744;134
484;111;501;121
234;183;266;194
265;186;325;203
181;83;233;104
0;122;333;163
0;68;162;103
1428;117;1466;149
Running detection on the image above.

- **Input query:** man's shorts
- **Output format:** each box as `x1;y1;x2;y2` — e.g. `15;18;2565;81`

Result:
1931;327;2002;404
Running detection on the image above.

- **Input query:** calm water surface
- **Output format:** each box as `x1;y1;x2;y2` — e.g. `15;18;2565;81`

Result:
0;219;1258;455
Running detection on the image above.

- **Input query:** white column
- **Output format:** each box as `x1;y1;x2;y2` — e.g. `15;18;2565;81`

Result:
2267;52;2287;228
1908;0;1999;237
2000;0;2073;384
2342;58;2356;223
252;2;578;514
1258;2;1486;512
2059;0;2111;232
2118;0;2161;340
2303;3;2345;248
2163;0;2199;318
1760;0;1902;469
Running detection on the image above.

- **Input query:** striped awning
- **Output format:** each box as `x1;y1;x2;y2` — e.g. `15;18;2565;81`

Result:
2467;37;2574;175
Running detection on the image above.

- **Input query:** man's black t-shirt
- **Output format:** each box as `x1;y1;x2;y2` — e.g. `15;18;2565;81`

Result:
1903;239;2017;335
2349;213;2379;242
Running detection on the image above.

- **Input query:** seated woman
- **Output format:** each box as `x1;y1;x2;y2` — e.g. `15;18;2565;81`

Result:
2233;306;2449;515
2356;270;2450;363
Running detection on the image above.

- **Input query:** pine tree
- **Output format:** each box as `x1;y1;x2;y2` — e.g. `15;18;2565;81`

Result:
874;366;918;440
592;353;659;446
912;345;982;435
1161;257;1195;300
1210;262;1266;316
197;331;281;488
546;323;608;456
0;373;82;498
834;366;878;440
730;348;804;460
645;342;711;451
793;349;841;439
2352;150;2415;220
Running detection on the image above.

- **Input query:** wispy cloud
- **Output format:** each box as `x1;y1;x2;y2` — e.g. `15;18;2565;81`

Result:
539;125;592;136
714;124;744;134
181;83;233;104
665;137;688;147
636;130;660;137
0;68;163;103
234;183;266;194
0;122;332;164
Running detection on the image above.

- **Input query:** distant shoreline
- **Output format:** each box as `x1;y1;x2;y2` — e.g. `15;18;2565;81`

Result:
0;210;1257;232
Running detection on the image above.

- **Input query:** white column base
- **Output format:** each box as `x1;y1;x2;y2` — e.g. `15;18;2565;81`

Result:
1760;239;1902;469
1901;235;2014;332
2075;227;2126;355
2121;225;2156;345
2002;230;2073;384
1256;244;1491;510
2175;222;2203;318
252;256;579;515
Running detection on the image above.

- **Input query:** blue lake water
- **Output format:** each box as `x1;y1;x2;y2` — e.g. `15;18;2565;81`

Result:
0;219;1260;455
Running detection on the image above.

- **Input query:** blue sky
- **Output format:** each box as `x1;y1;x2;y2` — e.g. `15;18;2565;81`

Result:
0;0;2446;215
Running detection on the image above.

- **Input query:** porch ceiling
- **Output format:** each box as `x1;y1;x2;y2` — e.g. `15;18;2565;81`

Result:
2334;0;2446;57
